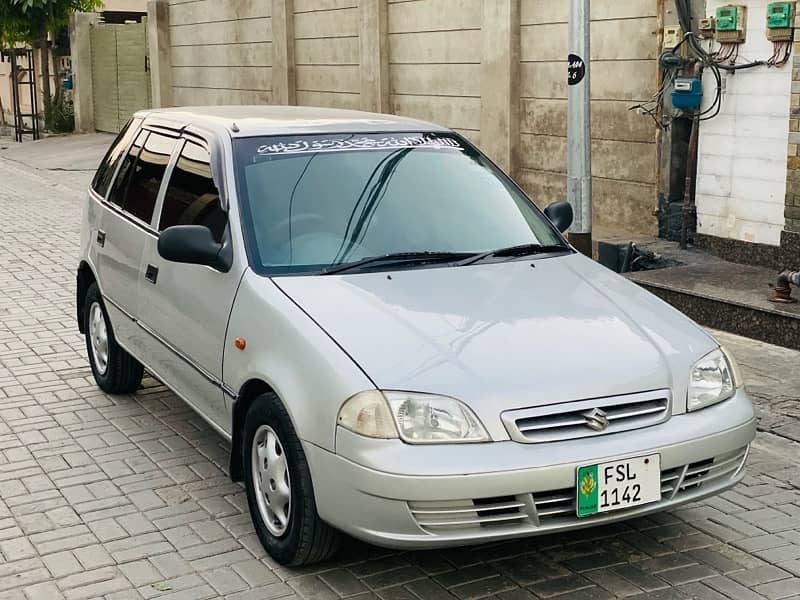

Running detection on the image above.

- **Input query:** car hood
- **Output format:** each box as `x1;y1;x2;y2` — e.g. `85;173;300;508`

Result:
273;253;717;441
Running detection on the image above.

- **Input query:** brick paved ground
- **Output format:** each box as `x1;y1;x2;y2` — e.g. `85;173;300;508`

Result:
1;143;800;599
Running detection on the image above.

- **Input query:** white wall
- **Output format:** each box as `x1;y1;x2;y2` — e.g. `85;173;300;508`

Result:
696;0;791;246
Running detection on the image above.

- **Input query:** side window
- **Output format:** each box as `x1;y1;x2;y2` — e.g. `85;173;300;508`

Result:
107;130;148;208
159;140;226;242
125;132;178;224
91;118;141;197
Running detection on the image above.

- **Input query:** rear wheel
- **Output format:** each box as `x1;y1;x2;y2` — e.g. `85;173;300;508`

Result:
84;283;143;394
243;392;340;565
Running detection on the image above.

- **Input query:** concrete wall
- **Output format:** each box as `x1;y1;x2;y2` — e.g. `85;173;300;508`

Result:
0;62;12;126
387;0;482;145
696;0;792;247
294;0;361;109
104;0;148;11
150;0;662;235
517;0;659;234
168;0;272;106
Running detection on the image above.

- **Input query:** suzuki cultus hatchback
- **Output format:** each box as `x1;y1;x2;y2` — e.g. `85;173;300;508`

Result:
77;106;756;565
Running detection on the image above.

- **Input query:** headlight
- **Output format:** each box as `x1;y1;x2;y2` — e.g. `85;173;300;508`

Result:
385;391;490;443
687;347;740;412
337;390;490;444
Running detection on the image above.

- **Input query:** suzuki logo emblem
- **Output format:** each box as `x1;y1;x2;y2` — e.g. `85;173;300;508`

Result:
583;408;609;432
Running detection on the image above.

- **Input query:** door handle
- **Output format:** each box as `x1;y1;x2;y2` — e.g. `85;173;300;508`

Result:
96;230;106;247
145;264;159;284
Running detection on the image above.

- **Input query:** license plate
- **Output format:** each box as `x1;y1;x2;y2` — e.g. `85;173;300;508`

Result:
576;454;661;517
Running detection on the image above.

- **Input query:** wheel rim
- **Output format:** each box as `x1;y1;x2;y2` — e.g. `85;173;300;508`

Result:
251;424;291;537
88;302;109;376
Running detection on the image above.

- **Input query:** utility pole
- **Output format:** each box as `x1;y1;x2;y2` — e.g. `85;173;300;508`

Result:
567;0;592;257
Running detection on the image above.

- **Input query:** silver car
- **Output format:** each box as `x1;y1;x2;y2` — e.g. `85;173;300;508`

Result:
77;106;756;566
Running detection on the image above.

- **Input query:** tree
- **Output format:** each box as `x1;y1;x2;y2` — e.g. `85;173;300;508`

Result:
0;0;101;128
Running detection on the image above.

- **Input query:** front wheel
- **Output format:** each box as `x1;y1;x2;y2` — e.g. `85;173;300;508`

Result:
243;393;340;565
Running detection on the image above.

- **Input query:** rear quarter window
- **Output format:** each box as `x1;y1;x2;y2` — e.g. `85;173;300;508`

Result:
91;118;142;197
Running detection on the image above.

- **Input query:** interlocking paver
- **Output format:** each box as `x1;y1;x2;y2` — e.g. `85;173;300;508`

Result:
1;144;800;600
118;560;163;587
754;578;800;600
42;551;83;578
202;566;249;594
23;581;65;600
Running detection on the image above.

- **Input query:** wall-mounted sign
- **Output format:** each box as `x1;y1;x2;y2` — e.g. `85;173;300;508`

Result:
568;54;586;86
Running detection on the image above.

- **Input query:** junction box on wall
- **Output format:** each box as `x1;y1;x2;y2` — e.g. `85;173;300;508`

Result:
715;5;748;42
766;2;796;41
699;17;717;38
663;26;683;48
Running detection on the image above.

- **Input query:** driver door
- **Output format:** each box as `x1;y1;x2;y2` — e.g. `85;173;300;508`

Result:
137;136;243;434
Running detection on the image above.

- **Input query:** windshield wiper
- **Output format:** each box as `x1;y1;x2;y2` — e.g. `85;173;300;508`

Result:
320;251;474;275
457;243;572;267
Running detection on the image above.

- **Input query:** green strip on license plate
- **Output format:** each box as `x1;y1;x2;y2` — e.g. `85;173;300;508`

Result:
577;464;599;517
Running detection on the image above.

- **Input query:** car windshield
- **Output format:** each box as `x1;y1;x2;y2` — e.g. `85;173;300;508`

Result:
233;132;565;275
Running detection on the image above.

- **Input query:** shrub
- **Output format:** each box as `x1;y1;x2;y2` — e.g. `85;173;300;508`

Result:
44;89;74;133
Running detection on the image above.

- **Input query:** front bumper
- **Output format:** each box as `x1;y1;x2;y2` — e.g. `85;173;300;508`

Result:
304;389;756;549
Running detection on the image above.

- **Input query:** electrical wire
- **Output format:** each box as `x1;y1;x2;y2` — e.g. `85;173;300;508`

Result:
628;33;695;127
698;65;723;121
675;0;766;71
767;40;792;67
629;67;676;129
633;1;782;126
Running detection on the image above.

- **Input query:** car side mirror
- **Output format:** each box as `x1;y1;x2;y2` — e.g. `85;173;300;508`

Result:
544;200;574;233
158;225;231;272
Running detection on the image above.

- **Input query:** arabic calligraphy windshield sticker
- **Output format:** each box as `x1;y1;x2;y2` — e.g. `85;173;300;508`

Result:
256;135;463;156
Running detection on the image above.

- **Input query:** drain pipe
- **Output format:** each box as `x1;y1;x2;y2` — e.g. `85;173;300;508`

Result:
680;114;699;250
770;270;800;304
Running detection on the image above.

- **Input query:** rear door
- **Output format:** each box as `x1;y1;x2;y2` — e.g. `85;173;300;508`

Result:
96;127;178;347
136;136;244;433
84;117;140;289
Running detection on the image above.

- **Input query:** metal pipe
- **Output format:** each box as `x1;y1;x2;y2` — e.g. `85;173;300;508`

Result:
680;114;699;250
567;0;592;257
770;270;800;304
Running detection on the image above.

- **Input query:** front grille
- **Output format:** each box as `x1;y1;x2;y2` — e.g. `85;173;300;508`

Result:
502;390;671;443
408;496;529;532
408;446;748;534
679;447;746;492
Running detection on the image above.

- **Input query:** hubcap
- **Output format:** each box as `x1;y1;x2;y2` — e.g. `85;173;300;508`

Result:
88;302;109;376
251;425;291;537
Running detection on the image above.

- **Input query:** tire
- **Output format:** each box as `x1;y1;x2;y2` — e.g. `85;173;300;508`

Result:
243;392;341;566
84;283;144;394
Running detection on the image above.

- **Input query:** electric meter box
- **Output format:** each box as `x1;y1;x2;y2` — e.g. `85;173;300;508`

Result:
671;77;703;111
716;5;747;42
716;5;739;29
767;2;794;28
767;2;795;41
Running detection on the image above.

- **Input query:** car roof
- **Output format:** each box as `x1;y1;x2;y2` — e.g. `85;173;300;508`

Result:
135;105;450;137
